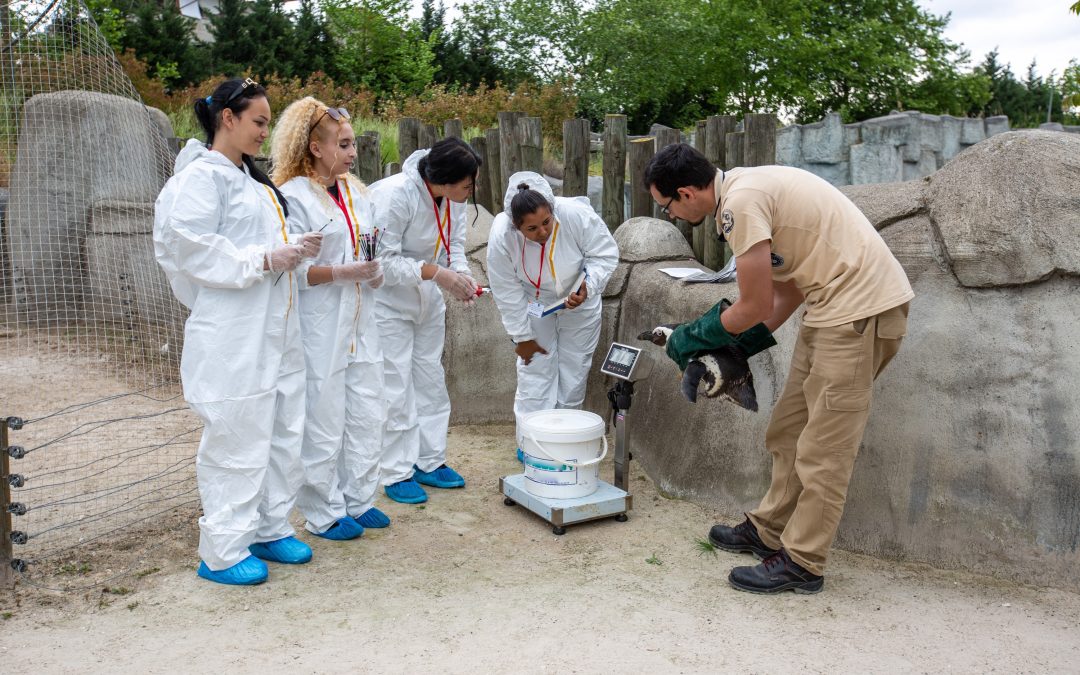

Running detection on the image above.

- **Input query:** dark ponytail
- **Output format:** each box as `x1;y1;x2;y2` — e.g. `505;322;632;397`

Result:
510;183;551;227
418;137;482;186
194;78;289;217
418;136;482;225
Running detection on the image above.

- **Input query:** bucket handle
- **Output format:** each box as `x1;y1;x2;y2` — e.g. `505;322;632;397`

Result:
525;432;608;468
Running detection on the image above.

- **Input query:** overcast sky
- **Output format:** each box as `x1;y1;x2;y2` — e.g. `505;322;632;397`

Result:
920;0;1079;78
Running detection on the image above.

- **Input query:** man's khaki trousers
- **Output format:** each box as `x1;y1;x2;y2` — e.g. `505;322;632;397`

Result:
748;302;909;575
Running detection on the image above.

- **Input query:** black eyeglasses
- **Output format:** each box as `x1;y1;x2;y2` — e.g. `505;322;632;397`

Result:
224;77;259;105
660;196;675;217
311;106;351;131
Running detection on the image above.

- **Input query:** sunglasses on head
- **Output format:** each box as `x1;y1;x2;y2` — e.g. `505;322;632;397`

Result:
223;77;259;105
311;106;351;131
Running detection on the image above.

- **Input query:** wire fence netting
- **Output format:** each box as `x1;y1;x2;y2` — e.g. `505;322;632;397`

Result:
0;0;200;588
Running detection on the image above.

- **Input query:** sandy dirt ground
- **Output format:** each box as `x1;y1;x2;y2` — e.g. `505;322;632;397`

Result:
0;421;1077;673
2;331;1079;673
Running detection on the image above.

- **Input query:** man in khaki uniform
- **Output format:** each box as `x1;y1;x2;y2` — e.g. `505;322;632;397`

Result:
643;143;913;594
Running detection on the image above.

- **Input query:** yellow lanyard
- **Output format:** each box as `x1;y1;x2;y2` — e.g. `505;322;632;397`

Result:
522;219;561;300
329;179;362;260
430;198;452;264
262;184;293;319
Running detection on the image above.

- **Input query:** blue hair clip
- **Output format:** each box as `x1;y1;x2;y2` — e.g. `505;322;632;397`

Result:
205;95;212;104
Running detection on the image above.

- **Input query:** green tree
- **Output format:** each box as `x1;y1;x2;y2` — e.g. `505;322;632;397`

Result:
420;0;465;85
209;0;256;76
121;0;210;87
322;0;436;97
292;0;334;79
485;0;988;128
440;0;541;88
245;0;297;78
84;0;127;50
1062;60;1080;122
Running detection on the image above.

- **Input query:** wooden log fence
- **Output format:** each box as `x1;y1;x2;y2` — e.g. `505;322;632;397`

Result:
356;131;381;185
692;121;709;261
444;118;463;140
562;118;590;198
383;111;776;268
704;115;737;268
602;114;627;232
498;111;524;192
627;137;655;218
484;127;504;213
397;117;420;163
469;135;494;214
417;123;438;151
517;117;544;173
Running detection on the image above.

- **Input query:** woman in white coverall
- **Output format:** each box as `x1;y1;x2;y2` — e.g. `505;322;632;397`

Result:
154;78;321;586
368;138;482;504
486;172;619;454
271;97;391;536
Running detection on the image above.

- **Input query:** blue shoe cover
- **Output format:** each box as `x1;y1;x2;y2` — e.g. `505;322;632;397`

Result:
312;516;364;541
516;447;524;463
413;464;466;489
197;556;267;586
249;536;313;564
385;479;428;504
354;507;391;528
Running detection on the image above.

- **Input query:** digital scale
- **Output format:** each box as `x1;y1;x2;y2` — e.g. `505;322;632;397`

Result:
500;342;652;535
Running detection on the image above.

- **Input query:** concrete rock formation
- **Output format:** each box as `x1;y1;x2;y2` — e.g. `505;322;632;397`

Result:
7;91;178;345
443;132;1080;588
776;110;1012;186
582;130;1078;590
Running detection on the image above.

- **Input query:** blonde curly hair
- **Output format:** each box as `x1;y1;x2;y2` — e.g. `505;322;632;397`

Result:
271;96;360;187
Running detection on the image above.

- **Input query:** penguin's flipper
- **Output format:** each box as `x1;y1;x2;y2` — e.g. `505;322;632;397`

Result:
681;360;707;403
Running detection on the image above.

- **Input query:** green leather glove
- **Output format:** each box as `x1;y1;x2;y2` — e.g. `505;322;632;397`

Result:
735;322;777;357
664;300;736;371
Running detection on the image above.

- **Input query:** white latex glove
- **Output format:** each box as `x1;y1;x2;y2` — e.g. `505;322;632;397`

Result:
365;271;385;290
298;232;323;258
265;244;305;273
459;272;477;308
432;266;477;302
331;260;382;284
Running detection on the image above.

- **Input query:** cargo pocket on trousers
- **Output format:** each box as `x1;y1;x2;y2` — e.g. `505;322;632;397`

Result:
825;388;871;412
815;387;873;449
876;315;907;340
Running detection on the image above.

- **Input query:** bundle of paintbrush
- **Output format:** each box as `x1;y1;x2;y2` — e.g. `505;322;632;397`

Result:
357;226;381;262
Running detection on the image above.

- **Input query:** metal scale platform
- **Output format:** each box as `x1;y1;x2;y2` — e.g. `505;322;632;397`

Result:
500;342;652;535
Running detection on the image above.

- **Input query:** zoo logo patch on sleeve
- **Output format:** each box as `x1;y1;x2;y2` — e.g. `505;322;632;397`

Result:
720;209;735;236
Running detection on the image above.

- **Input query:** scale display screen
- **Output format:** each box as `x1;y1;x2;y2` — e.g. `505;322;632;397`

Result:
600;342;642;380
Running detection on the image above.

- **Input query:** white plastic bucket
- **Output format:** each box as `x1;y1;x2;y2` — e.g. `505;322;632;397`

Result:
520;409;607;499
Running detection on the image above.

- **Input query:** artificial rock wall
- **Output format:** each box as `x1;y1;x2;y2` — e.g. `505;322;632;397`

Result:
446;130;1080;591
776;110;1011;186
6;91;181;354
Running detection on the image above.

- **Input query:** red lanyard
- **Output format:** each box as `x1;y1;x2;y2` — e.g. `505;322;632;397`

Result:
426;184;452;266
327;181;357;259
521;238;546;300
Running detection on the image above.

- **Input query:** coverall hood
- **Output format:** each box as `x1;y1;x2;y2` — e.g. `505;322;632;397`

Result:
503;171;557;216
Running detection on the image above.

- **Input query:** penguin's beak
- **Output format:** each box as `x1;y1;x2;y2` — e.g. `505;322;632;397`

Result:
637;329;665;346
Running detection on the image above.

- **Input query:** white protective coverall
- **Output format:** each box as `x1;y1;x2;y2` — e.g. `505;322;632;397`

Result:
154;139;306;570
368;150;471;483
486;172;619;444
279;174;384;532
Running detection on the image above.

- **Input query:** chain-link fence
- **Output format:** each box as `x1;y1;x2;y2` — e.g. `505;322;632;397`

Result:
0;0;199;589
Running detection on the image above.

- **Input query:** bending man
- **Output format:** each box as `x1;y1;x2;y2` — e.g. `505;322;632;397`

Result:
644;143;913;594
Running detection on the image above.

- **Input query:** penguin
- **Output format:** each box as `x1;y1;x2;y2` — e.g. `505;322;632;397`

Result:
637;320;759;412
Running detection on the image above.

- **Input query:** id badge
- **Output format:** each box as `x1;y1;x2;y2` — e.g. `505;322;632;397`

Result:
526;301;544;318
